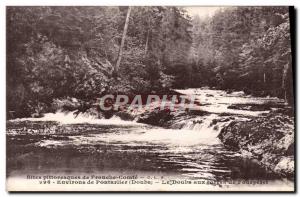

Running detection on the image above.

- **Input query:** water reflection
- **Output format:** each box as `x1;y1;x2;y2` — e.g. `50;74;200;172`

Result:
7;123;277;181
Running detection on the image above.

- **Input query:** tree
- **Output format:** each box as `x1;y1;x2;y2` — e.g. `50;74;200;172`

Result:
189;6;292;102
115;6;131;75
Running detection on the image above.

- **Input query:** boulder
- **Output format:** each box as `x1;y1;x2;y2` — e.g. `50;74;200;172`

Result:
137;108;173;126
218;112;294;178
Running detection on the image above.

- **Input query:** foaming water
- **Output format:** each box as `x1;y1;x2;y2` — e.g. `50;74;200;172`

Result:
9;111;141;126
175;88;284;116
7;88;289;185
34;113;234;152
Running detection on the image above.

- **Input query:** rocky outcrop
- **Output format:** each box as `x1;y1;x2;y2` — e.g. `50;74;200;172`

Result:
137;108;174;126
218;112;294;178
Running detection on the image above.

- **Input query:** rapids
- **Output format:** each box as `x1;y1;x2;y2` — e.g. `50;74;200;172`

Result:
7;88;289;186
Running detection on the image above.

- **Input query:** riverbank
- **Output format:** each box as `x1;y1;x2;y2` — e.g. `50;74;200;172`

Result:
218;109;294;178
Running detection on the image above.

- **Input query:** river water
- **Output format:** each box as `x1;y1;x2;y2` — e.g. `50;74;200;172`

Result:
7;88;293;191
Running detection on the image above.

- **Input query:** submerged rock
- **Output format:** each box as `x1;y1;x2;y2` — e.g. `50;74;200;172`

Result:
218;112;294;178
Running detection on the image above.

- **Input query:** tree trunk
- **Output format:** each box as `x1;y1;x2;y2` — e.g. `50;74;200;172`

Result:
144;18;151;57
282;63;289;102
144;29;150;56
115;6;131;74
282;63;289;88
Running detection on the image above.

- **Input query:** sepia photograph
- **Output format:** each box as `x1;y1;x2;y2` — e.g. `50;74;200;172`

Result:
6;6;295;192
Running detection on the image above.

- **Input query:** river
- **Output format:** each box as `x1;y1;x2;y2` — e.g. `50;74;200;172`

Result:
6;88;293;191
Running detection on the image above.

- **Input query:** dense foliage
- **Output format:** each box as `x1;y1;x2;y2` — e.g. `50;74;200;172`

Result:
7;6;293;118
189;7;293;101
7;6;192;117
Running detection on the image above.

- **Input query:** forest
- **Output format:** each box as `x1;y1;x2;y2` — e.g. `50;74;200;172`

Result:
7;6;293;118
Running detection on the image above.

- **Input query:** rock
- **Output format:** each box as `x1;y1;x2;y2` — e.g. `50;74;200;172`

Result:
187;110;210;116
210;117;233;126
52;98;81;111
274;157;294;176
137;108;173;126
227;103;286;111
85;107;103;119
229;91;245;97
115;111;134;121
218;112;294;178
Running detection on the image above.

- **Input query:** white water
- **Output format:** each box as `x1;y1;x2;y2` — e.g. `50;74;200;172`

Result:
9;88;284;148
175;88;284;116
10;88;283;124
10;110;142;126
7;88;291;187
